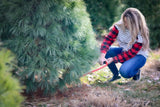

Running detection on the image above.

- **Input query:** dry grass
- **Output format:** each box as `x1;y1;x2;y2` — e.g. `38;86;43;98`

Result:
22;84;154;107
23;85;129;107
74;87;129;107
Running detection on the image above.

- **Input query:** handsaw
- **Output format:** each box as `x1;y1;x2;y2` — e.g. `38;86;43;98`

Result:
82;62;108;77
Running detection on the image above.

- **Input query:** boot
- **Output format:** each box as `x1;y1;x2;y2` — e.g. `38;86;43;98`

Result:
133;70;140;80
108;75;121;82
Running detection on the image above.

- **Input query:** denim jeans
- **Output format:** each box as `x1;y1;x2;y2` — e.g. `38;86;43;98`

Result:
105;47;146;78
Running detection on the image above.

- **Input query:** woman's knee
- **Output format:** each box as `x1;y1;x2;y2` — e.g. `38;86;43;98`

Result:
119;67;132;78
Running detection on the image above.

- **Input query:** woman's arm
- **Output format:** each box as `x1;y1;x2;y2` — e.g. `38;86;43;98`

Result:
113;42;142;63
100;26;119;54
99;26;119;65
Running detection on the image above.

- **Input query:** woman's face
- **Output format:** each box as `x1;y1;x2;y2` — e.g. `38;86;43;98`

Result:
124;17;128;29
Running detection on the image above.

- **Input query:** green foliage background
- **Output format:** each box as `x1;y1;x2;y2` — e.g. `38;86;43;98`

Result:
84;0;122;36
0;49;24;107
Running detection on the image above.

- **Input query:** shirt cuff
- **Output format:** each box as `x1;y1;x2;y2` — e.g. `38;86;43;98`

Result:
101;50;106;54
113;56;118;63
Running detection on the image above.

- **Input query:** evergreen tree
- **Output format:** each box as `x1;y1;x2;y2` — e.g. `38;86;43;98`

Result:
0;0;98;95
121;0;160;49
84;0;122;36
0;49;24;107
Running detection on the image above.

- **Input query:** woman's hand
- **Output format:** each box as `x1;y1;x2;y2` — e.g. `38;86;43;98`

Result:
99;53;106;65
106;57;113;64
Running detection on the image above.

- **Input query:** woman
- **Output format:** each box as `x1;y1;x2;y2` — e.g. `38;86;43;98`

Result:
99;8;150;82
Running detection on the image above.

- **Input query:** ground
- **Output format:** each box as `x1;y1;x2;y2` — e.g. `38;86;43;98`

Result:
22;49;160;107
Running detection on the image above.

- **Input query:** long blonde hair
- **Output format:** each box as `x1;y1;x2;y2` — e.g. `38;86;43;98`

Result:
112;8;149;50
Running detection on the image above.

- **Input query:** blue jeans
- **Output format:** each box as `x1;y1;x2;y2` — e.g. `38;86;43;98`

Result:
105;47;146;78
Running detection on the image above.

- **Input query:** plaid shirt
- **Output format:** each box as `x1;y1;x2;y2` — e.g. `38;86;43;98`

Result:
101;26;142;63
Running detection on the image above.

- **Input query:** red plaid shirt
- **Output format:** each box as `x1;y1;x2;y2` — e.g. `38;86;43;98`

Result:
101;26;142;63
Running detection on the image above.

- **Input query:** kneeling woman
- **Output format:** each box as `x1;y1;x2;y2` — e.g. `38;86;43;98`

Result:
99;8;150;82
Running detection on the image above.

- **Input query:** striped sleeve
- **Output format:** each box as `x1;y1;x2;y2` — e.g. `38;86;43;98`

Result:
100;26;119;54
113;42;142;63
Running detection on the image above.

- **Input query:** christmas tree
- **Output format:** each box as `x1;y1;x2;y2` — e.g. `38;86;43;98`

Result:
0;0;98;95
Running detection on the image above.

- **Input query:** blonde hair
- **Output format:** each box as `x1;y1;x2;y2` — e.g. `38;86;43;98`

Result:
112;8;150;50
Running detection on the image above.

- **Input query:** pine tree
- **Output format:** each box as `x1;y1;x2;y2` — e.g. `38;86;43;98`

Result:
84;0;122;36
0;0;98;95
121;0;160;49
0;48;24;107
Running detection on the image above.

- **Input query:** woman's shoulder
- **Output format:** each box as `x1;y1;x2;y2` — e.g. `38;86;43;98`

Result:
114;20;124;30
110;20;123;31
114;24;126;33
114;25;119;30
109;25;119;32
